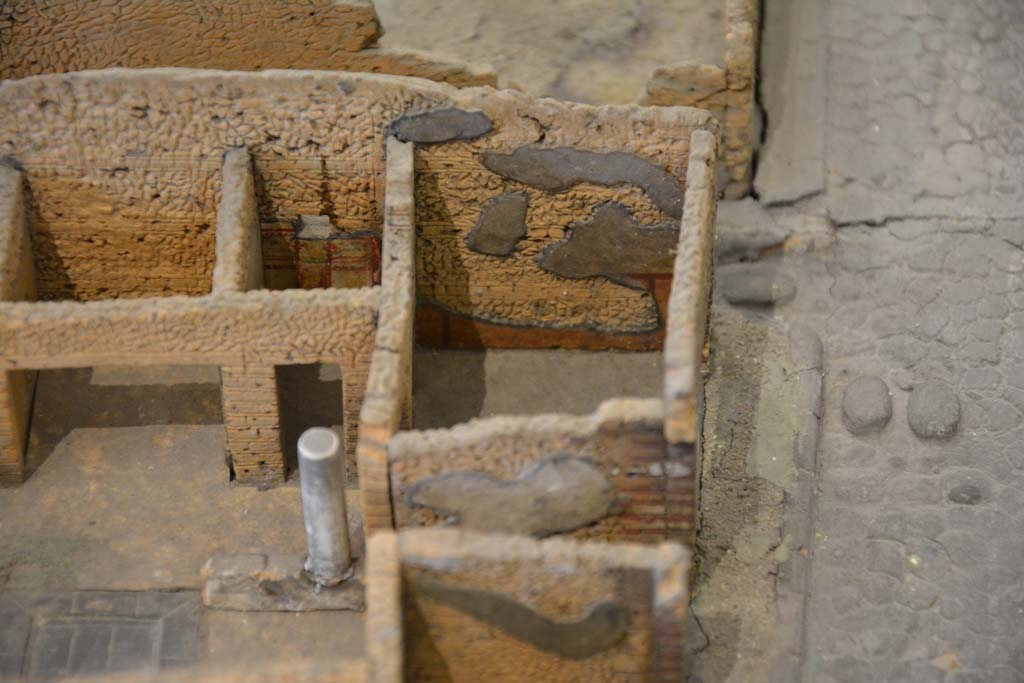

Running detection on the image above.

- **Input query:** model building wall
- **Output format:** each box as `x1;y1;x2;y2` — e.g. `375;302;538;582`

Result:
371;131;718;542
388;399;695;546
0;70;717;347
0;0;495;88
366;529;690;682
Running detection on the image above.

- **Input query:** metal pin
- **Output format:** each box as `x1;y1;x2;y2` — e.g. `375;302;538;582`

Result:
298;427;352;586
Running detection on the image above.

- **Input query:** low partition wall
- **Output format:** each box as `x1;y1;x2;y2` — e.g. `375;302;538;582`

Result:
0;150;379;486
663;126;719;518
0;287;379;485
366;528;690;682
0;69;717;349
386;398;694;546
357;138;417;532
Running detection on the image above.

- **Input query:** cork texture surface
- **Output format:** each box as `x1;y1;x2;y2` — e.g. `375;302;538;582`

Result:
0;0;497;88
0;68;716;339
389;398;696;545
357;138;415;532
0;287;378;369
664;130;718;445
0;0;379;80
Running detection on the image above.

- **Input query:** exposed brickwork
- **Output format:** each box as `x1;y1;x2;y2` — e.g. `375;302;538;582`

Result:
609;435;696;547
653;602;687;681
416;286;670;351
220;365;284;484
261;223;382;292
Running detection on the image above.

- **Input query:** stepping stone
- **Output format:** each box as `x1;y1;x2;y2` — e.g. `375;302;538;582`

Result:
908;381;960;438
718;264;797;306
841;376;892;434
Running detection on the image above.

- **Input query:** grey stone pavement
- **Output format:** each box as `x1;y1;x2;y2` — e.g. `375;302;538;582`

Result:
710;0;1024;680
826;0;1024;224
0;591;201;679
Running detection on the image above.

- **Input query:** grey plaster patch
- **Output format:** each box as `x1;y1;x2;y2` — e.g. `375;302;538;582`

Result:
389;107;492;144
749;354;799;491
717;263;797;306
465;192;529;256
536;202;676;285
480;145;685;218
908;382;960;439
405;454;618;537
841;376;893;434
414;579;627;660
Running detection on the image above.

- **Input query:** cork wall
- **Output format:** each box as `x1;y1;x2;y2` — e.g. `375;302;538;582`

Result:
663;128;718;508
388;399;695;546
375;131;719;543
0;69;716;346
357;138;416;531
0;165;36;485
367;529;690;683
642;0;758;199
0;0;495;87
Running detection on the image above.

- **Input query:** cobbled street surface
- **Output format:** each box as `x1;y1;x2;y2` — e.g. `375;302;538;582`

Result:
827;0;1024;224
738;0;1024;680
800;221;1024;682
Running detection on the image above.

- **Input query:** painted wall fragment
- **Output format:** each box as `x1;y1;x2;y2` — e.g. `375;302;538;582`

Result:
465;192;530;256
405;454;619;537
414;579;628;659
537;202;676;286
480;145;685;219
390;107;493;143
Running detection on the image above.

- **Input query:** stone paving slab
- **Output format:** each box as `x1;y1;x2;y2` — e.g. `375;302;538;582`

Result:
0;591;201;679
719;219;1024;682
826;0;1024;224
